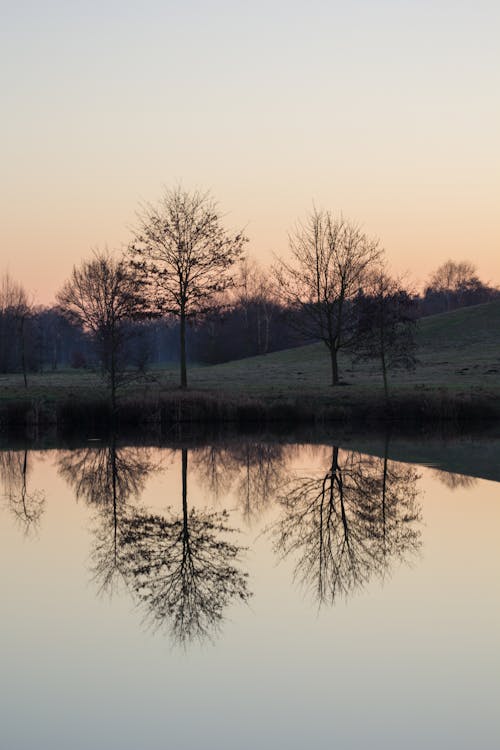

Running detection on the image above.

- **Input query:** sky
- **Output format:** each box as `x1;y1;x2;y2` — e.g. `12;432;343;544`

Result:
2;0;499;304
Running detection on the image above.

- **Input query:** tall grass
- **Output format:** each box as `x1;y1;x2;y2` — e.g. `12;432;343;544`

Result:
0;388;498;434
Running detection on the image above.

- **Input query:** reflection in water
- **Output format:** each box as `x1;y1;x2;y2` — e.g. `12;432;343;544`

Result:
59;439;158;592
58;439;156;507
194;442;285;521
116;449;251;644
432;468;478;490
270;446;422;604
1;438;497;748
0;449;45;534
58;443;251;644
7;438;426;641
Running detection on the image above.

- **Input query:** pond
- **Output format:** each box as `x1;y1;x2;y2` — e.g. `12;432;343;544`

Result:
0;434;498;749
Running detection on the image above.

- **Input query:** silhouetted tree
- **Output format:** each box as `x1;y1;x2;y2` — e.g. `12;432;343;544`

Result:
234;258;276;356
0;272;32;386
352;272;417;398
130;186;247;388
424;259;497;313
57;251;148;411
275;209;383;385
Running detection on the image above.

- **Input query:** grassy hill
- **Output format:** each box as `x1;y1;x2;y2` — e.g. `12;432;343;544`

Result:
1;300;499;427
180;299;500;397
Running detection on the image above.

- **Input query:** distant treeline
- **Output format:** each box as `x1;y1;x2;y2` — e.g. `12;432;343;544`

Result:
1;258;497;376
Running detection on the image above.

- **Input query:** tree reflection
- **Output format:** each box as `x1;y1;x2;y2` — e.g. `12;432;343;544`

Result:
271;445;421;604
116;449;251;644
0;449;45;534
432;468;478;490
193;441;285;522
192;444;236;500
59;442;251;645
58;439;154;507
231;443;285;521
58;439;157;592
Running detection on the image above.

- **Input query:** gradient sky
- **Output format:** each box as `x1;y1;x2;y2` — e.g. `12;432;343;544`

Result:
2;0;499;303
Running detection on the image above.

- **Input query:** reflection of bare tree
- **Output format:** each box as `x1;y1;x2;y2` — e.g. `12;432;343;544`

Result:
271;446;421;604
117;449;251;644
58;439;157;593
0;449;45;534
58;440;155;507
59;443;251;645
432;469;478;491
192;445;236;500
232;443;285;521
194;442;285;522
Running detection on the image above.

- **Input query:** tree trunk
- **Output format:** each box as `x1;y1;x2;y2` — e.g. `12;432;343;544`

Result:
330;345;339;386
180;308;187;389
381;348;389;400
110;438;118;564
20;317;28;389
379;318;389;400
182;448;189;539
110;337;117;415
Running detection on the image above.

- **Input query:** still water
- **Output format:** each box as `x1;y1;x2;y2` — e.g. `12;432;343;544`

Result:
0;436;498;749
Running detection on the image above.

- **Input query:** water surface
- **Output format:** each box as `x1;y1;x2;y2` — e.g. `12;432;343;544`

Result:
1;437;498;749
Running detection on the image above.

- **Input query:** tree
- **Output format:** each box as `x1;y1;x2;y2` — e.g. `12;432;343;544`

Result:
235;258;276;356
275;209;383;385
351;271;417;398
0;272;32;386
429;260;477;297
56;251;147;412
424;259;496;313
130;186;247;388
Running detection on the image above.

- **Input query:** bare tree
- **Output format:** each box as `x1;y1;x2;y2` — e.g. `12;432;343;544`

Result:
130;186;247;388
351;271;417;398
275;209;383;385
429;260;478;295
56;251;147;412
235;258;276;355
0;272;32;387
426;259;488;311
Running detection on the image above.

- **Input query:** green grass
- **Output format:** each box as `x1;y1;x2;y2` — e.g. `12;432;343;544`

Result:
1;300;499;427
178;299;500;405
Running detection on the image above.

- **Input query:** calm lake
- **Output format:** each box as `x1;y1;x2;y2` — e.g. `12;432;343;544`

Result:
1;434;499;749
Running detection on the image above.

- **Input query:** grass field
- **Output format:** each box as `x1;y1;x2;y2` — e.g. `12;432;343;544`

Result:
1;300;499;427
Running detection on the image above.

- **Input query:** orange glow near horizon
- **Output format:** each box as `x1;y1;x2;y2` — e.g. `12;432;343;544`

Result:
2;2;499;304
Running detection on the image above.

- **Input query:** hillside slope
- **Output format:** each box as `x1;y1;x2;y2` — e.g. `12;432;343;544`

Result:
184;300;500;398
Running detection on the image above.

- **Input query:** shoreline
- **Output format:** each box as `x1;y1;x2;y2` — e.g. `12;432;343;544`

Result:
1;388;499;433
